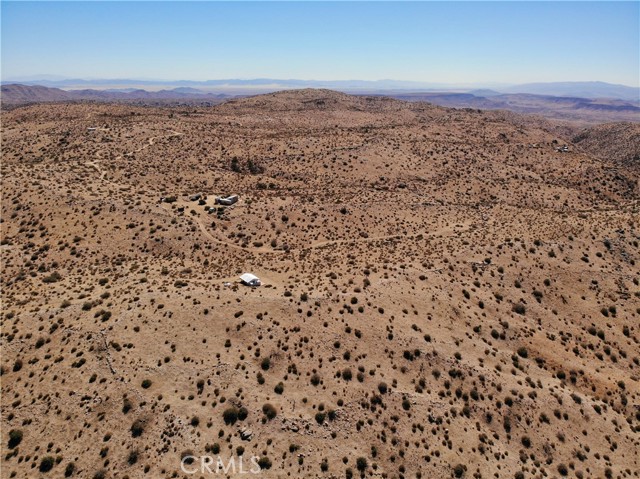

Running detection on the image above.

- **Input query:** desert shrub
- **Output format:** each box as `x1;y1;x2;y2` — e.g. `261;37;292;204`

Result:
342;368;353;381
262;403;277;420
516;347;528;358
71;358;86;368
512;303;526;315
237;407;249;421
378;382;388;394
64;462;75;477
453;463;465;477
82;301;94;311
503;416;511;432
258;456;272;469
127;449;139;465
12;359;23;372
96;310;111;322
43;271;62;283
141;379;152;389
39;456;55;473
223;407;239;425
311;373;321;386
315;412;326;424
261;357;271;370
247;159;264;174
356;457;368;471
131;419;144;437
8;429;23;448
274;382;284;394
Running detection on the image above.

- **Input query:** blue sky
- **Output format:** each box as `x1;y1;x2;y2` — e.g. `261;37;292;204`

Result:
1;1;638;86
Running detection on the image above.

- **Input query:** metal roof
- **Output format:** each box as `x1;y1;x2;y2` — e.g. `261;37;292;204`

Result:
240;273;260;283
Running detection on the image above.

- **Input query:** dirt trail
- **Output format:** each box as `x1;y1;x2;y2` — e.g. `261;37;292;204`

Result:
86;129;183;182
193;215;283;255
115;129;183;160
190;210;472;255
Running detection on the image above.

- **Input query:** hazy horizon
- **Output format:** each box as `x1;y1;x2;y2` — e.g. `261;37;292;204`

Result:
3;76;639;90
2;1;638;87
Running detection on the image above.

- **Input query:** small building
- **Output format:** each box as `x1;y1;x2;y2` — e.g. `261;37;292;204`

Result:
216;195;239;206
239;273;261;287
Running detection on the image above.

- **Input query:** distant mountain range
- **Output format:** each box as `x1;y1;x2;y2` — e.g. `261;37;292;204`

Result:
2;82;639;123
0;84;230;104
2;78;639;101
500;81;640;101
388;91;640;123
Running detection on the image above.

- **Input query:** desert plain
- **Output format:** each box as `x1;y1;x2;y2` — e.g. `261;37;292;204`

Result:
1;90;639;479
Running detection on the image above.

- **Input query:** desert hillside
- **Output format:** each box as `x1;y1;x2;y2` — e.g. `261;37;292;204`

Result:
1;90;639;479
572;123;640;170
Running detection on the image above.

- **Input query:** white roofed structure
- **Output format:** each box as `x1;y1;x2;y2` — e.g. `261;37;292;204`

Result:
239;273;261;287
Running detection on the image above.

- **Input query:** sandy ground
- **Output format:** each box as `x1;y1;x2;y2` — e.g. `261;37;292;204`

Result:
1;90;638;479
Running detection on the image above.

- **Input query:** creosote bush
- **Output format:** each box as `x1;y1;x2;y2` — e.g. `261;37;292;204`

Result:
223;407;239;425
258;456;272;469
512;303;526;315
39;456;55;473
262;403;277;420
8;429;23;449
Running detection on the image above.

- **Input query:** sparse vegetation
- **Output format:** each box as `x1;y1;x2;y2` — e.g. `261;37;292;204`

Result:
0;88;637;479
